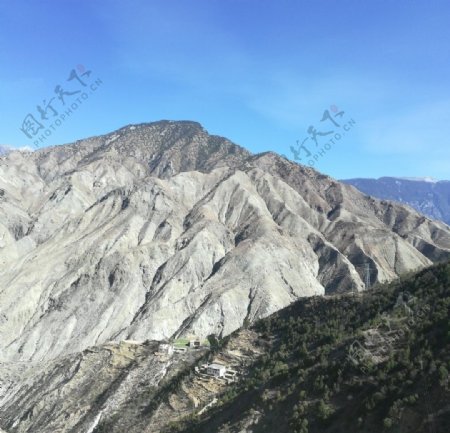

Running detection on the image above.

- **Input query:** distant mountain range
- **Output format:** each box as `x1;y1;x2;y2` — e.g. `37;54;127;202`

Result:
342;177;450;226
0;145;11;156
0;145;32;156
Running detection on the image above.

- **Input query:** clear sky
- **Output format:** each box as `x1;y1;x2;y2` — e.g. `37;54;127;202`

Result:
1;0;449;180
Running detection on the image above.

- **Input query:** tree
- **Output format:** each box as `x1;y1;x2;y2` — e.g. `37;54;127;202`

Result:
383;417;393;428
317;400;334;420
207;334;219;350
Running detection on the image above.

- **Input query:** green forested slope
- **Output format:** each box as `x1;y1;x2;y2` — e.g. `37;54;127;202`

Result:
170;263;450;433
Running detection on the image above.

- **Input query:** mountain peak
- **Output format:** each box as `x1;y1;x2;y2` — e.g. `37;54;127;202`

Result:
115;119;206;134
25;120;251;181
1;123;450;365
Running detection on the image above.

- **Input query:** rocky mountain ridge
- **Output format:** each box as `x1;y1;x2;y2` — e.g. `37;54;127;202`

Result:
0;121;450;365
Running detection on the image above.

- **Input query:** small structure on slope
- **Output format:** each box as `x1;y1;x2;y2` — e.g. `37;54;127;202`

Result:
189;337;201;348
206;363;227;378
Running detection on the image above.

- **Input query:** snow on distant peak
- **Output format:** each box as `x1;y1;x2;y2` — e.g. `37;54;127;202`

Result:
397;176;438;183
0;145;34;156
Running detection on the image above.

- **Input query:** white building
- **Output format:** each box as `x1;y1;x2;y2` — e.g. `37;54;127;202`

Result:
189;338;201;348
206;363;226;377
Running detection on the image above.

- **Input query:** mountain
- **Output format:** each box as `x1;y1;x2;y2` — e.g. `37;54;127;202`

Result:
1;261;449;433
0;145;33;157
0;121;450;368
342;177;450;226
0;145;11;156
162;262;450;433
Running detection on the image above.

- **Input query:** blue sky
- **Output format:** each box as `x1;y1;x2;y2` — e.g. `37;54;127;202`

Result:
1;0;450;180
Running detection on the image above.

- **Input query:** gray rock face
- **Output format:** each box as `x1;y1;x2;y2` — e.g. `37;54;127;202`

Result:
1;121;450;364
0;333;252;433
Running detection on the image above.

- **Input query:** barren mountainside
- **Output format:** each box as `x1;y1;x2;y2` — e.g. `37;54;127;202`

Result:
0;120;450;367
0;262;449;433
